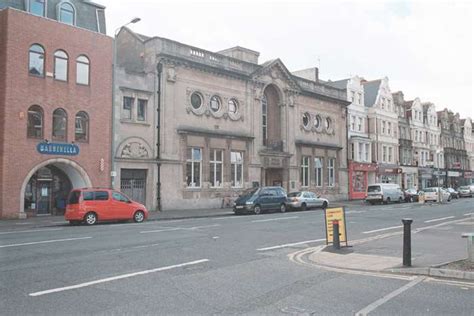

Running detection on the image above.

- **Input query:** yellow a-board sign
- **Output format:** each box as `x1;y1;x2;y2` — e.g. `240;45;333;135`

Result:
324;207;348;244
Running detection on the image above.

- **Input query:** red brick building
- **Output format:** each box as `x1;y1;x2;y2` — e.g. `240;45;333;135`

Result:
0;7;112;218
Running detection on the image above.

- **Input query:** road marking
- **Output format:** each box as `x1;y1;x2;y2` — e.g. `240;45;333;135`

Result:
257;238;326;251
29;259;210;297
363;225;403;234
424;216;455;223
0;228;63;235
15;222;33;225
140;224;221;234
0;236;92;249
213;216;242;220
346;210;366;214
252;216;299;223
464;213;474;216
355;276;425;316
187;224;221;230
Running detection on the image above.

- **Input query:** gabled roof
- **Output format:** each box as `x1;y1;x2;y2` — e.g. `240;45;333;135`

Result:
251;58;301;91
362;80;381;107
326;79;349;89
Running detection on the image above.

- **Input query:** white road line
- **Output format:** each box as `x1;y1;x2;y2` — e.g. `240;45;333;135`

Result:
0;236;92;249
252;216;299;223
362;225;403;234
29;259;209;297
464;213;474;216
257;238;326;251
140;227;182;234
14;222;33;225
187;224;221;230
355;276;425;316
0;228;63;235
424;216;455;223
213;216;242;220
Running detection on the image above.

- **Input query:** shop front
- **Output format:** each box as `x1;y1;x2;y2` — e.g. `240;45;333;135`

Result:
418;167;434;190
348;161;377;200
432;170;446;187
400;166;418;190
446;170;462;188
376;164;401;185
464;171;474;185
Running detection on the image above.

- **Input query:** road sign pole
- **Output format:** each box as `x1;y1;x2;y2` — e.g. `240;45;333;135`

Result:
333;220;340;250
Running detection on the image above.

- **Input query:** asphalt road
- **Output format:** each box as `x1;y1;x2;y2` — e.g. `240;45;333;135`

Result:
1;199;473;315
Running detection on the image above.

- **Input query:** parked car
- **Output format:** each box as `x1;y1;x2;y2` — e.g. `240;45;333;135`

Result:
234;187;287;215
468;184;474;194
65;188;148;225
445;188;459;199
404;188;419;202
365;183;404;205
421;187;451;202
458;186;473;198
287;191;329;211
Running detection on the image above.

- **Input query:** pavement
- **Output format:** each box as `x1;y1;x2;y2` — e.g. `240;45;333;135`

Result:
303;211;474;280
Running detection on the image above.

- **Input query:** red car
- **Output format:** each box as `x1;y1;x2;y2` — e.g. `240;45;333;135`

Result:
65;188;148;225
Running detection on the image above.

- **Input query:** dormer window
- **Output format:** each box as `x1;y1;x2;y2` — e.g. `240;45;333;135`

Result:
59;2;75;25
28;0;45;17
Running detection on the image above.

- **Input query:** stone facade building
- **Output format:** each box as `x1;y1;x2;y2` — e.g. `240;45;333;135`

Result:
114;28;349;211
0;2;112;218
461;118;474;184
363;78;400;185
328;76;376;199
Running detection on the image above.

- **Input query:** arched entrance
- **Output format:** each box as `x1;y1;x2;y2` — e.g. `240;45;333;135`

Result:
20;158;92;216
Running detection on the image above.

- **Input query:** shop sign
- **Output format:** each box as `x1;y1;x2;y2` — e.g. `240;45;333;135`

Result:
464;171;474;179
433;171;446;176
37;142;79;156
324;207;348;245
447;171;460;177
452;162;461;169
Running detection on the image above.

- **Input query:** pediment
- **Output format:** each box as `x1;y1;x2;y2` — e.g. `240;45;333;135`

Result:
251;59;301;91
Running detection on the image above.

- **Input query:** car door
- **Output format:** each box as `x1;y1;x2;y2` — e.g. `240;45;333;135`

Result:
310;192;321;208
111;191;132;219
302;192;313;208
258;189;271;211
92;190;111;219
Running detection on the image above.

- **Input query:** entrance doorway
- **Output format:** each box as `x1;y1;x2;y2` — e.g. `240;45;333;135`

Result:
120;169;147;205
264;168;283;187
24;165;72;216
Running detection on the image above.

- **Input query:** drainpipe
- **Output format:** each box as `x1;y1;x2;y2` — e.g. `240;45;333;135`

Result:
156;62;163;211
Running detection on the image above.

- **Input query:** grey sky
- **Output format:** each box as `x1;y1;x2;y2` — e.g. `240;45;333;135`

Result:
102;0;473;118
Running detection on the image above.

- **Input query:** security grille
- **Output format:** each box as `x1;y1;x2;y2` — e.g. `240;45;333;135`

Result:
120;169;147;205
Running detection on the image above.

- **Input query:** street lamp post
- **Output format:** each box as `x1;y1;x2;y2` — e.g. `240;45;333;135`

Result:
436;149;441;203
111;17;141;188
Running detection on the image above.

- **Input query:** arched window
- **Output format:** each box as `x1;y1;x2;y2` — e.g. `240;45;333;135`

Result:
262;94;268;145
54;50;68;81
75;111;89;142
58;2;75;25
29;44;45;76
27;105;43;138
52;108;67;141
76;55;90;85
28;0;45;17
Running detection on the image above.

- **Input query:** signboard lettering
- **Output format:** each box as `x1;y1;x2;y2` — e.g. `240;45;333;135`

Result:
36;142;80;156
324;207;348;245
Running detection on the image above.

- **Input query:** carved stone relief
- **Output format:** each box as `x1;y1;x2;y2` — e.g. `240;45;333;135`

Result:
121;142;149;159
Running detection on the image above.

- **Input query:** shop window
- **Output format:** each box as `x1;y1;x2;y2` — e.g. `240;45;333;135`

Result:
300;156;310;187
231;151;243;188
54;50;68;81
29;0;45;16
314;157;323;187
210;149;223;187
186;147;202;188
76;55;90;85
27;105;43;138
328;158;335;187
52;108;67;141
58;2;75;25
75;111;89;142
29;44;45;77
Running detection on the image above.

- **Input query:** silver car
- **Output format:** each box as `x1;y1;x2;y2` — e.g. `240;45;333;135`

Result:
287;191;329;211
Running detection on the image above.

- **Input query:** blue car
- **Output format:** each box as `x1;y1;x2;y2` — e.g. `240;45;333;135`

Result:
233;187;287;215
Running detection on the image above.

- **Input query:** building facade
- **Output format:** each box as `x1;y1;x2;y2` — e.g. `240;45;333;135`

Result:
363;78;400;185
0;3;112;218
461;118;474;184
329;76;376;199
114;28;349;211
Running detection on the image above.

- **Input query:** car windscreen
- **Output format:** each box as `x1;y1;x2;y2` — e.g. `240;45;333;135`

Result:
287;192;301;197
68;191;80;204
239;188;259;198
367;186;381;193
423;188;436;192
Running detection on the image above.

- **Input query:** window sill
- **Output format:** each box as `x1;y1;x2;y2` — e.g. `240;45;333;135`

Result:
120;119;150;126
76;83;90;87
29;74;45;79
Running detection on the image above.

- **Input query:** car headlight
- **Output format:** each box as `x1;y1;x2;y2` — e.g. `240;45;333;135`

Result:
246;201;253;205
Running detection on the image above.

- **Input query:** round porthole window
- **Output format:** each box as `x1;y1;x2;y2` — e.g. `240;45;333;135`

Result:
302;112;310;128
228;99;238;114
210;95;221;112
314;115;322;129
191;92;203;110
326;117;332;130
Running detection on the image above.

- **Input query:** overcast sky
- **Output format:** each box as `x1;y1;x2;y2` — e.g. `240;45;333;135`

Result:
101;0;473;118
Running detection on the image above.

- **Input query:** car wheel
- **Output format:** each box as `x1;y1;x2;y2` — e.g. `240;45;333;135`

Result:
254;205;262;215
301;203;307;212
84;212;97;225
280;203;286;213
322;201;328;209
133;210;145;223
385;197;391;204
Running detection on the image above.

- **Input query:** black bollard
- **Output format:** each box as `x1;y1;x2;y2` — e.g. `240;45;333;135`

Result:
333;220;340;250
402;218;413;267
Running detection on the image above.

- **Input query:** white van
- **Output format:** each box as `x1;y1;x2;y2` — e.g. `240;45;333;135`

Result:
365;183;404;205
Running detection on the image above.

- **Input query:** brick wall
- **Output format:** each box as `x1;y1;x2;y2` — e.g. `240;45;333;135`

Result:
0;8;113;218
